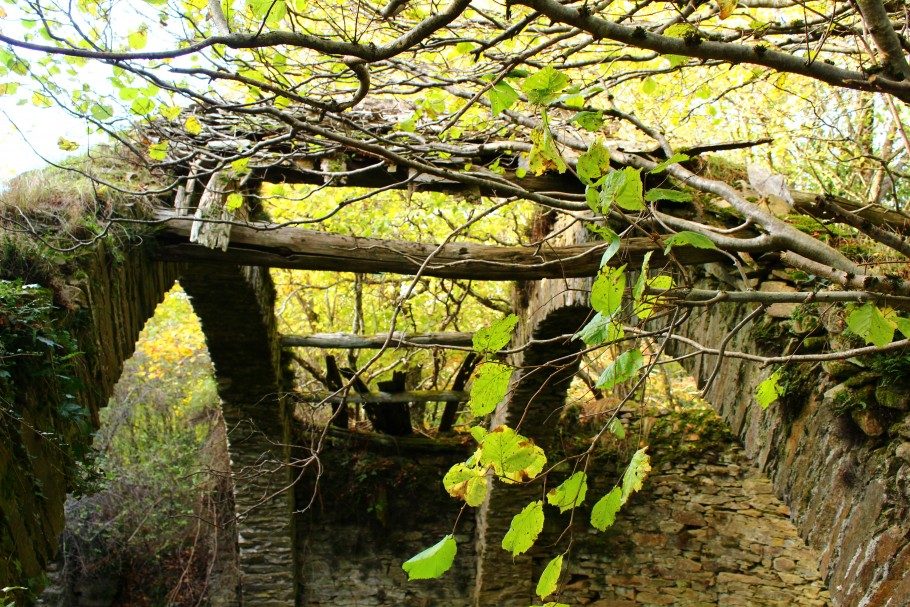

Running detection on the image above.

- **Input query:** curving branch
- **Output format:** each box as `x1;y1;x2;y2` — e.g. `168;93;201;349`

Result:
516;0;910;101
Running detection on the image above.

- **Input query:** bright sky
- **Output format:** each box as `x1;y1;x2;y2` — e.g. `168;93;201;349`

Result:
0;1;169;184
0;103;89;182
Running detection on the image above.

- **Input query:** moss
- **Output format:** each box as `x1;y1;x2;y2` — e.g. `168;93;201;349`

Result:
867;353;910;388
0;145;163;306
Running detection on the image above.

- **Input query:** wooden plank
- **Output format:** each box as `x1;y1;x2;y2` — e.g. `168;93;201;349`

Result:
281;331;474;349
152;210;725;279
295;390;467;404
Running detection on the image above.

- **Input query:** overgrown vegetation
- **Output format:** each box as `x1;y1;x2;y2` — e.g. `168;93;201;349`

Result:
0;147;162;301
54;287;224;606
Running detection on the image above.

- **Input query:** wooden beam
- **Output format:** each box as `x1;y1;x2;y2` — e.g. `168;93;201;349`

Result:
152;211;725;279
295;390;467;403
281;331;474;349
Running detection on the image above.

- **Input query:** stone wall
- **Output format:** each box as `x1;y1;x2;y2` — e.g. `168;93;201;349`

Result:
292;431;477;606
181;264;293;607
0;243;182;591
550;406;830;607
1;236;291;604
670;266;910;606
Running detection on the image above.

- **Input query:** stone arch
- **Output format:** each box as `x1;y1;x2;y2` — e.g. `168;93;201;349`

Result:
2;242;292;604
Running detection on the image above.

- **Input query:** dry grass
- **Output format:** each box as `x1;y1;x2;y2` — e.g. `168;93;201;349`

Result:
0;145;162;234
0;146;166;300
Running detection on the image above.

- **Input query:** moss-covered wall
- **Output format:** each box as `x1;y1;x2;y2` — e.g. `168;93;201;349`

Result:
0;243;182;596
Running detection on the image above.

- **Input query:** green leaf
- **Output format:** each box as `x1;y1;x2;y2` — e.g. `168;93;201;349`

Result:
528;115;567;175
755;369;784;409
536;554;563;599
546;471;588;513
487;81;519;116
632;251;653;302
645;188;692;202
521;66;569;105
663;230;717;253
502;500;545;556
225;192;244;211
636;274;674;319
600;167;644;211
641;77;658;95
231;157;251;174
571;110;605;132
248;0;287;27
590;486;622;531
184;115;203;135
57;137;79;152
846;303;896;347
443;463;488;507
469;363;513;417
31;92;52;108
895;316;910;339
479;426;547;483
620;448;651;505
590;265;626;317
470;425;487;444
402;535;457;580
573;312;624;346
577;140;612;185
595;349;644;390
650;153;690;173
90;102;114;121
608;418;625;439
131;96;154;115
127;26;148;50
148;141;169;161
473;314;519;353
593;225;621;267
454;41;475;55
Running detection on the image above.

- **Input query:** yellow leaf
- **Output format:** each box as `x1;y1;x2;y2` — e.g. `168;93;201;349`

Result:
57;137;79;152
0;7;7;18
717;0;737;20
184;115;203;135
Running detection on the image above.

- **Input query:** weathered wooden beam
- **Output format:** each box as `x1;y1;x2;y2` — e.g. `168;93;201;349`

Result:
152;211;725;279
259;160;586;198
295;390;467;404
281;331;474;349
320;425;470;453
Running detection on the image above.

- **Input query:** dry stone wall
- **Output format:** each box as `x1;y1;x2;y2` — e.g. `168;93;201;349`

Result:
671;265;910;606
2;238;290;605
0;243;182;591
291;432;477;606
549;406;830;607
